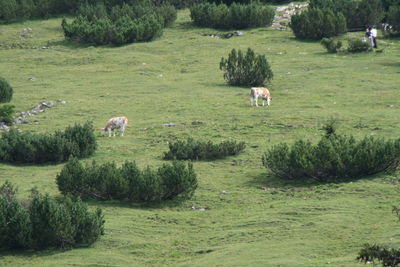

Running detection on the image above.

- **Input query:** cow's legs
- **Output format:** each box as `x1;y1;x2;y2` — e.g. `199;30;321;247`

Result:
120;126;125;136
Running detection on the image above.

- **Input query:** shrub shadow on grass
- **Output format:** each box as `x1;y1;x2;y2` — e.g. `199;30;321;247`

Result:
0;247;66;257
87;198;189;210
50;39;95;49
246;171;384;190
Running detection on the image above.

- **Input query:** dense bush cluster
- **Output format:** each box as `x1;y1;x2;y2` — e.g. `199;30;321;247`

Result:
290;8;347;40
164;138;245;161
320;37;343;53
62;2;176;45
0;181;104;250
0;122;97;163
388;5;400;33
57;158;197;203
190;2;274;29
347;38;371;52
262;129;400;182
309;0;385;30
0;0;182;23
0;77;13;103
220;48;273;87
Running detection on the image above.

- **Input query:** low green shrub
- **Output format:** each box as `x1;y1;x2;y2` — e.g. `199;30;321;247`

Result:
262;130;400;182
347;38;370;52
220;48;273;87
0;77;13;103
62;2;176;45
0;104;15;124
290;8;347;40
190;2;274;29
0;122;96;164
320;37;343;53
56;158;197;203
358;243;400;267
0;181;104;250
164;137;246;160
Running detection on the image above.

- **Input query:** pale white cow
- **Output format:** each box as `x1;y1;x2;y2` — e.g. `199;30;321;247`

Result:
101;116;128;137
250;87;271;107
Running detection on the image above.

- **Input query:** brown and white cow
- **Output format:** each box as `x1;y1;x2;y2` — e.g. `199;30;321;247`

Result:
101;116;128;137
250;87;271;107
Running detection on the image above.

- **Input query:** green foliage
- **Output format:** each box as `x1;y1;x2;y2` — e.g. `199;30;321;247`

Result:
62;2;175;45
388;5;400;33
164;137;246;161
347;38;371;52
0;77;13;103
357;244;400;266
190;2;274;29
262;130;400;182
0;181;31;249
0;104;15;124
220;48;273;87
0;181;104;250
290;8;347;40
0;122;96;164
309;0;384;30
57;158;198;203
320;37;343;53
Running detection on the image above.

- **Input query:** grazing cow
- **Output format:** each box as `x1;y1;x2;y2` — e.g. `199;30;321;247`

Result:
250;87;271;107
102;116;128;137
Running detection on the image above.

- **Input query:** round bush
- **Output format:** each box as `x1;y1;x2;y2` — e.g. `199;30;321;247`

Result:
0;77;13;103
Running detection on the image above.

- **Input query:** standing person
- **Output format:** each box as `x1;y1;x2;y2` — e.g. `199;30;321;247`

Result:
371;26;378;48
365;27;373;48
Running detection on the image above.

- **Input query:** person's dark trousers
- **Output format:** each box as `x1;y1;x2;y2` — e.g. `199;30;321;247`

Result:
373;37;378;48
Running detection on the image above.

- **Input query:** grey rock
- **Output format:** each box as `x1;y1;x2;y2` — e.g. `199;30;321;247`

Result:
163;123;176;127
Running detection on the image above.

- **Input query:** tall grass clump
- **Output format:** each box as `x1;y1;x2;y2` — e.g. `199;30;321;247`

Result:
220;48;273;87
56;158;197;203
0;121;97;164
164;137;246;160
62;2;176;45
0;181;104;250
290;8;347;40
190;2;274;29
262;127;400;182
0;77;13;103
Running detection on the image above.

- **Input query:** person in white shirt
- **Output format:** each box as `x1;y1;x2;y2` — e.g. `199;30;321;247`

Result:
371;26;377;48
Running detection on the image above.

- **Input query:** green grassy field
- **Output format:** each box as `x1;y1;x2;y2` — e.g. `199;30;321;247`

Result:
1;8;400;266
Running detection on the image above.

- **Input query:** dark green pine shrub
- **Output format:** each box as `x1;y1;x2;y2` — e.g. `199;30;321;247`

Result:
0;104;15;124
190;2;274;29
62;2;176;45
358;243;400;267
347;38;370;52
0;181;32;249
164;137;246;161
320;37;342;53
0;77;13;103
56;158;197;203
0;122;96;164
290;8;347;40
309;0;384;30
0;181;104;250
357;207;400;267
220;48;273;87
262;130;400;182
388;5;400;33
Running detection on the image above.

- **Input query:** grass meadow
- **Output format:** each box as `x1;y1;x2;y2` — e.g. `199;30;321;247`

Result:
1;8;400;266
